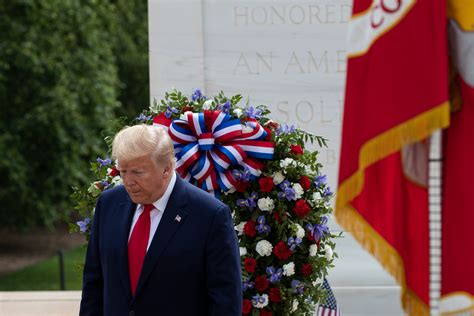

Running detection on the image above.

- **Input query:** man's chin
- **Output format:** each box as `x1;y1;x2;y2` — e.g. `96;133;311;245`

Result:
127;192;145;204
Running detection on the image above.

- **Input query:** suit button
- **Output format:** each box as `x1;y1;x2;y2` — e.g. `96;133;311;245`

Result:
129;311;135;316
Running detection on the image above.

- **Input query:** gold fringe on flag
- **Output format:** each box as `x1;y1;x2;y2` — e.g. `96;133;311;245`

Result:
440;292;474;316
336;101;450;316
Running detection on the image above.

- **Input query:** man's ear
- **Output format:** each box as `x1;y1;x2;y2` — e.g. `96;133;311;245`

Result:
162;162;173;178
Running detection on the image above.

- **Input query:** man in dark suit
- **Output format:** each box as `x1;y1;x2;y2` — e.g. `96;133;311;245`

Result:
80;124;242;316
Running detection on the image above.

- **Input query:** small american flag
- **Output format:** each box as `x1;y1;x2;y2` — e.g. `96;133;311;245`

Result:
317;278;341;316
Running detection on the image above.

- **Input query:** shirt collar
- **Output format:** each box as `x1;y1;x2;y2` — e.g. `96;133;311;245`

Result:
139;172;177;213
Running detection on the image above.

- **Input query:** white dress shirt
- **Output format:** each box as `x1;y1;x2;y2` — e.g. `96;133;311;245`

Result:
128;172;177;251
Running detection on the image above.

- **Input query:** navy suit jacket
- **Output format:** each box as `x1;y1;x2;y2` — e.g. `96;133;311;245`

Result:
80;175;242;316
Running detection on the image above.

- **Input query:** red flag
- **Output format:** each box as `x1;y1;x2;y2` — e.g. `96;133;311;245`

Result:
337;1;450;315
440;3;474;314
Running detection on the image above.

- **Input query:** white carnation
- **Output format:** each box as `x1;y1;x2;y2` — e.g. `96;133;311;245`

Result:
257;197;274;212
325;245;333;261
293;183;304;199
235;222;245;236
202;99;214;110
111;176;123;186
256;240;273;257
233;108;243;117
295;224;305;239
272;171;285;185
282;262;295;276
312;192;322;203
239;247;247;257
309;244;318;257
304;164;315;176
292;299;299;312
280;158;296;169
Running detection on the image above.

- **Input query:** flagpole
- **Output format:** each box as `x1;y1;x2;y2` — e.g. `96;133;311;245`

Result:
429;130;443;316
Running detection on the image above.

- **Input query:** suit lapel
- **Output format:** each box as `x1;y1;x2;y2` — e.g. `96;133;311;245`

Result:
118;196;136;301
133;176;189;300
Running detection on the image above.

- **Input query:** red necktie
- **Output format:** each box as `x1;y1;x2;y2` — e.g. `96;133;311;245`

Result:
128;204;154;296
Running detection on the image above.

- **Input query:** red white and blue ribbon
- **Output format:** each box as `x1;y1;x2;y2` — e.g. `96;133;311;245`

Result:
167;111;274;192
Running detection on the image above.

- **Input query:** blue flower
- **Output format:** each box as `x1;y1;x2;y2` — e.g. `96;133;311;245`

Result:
164;105;179;118
256;216;271;235
218;101;232;113
277;180;296;201
291;279;305;294
287;236;302;252
314;174;328;188
276;124;295;135
244;106;263;119
191;89;205;101
236;191;258;211
266;266;282;283
323;186;333;197
101;180;110;190
306;216;330;240
97;157;112;168
77;218;91;233
242;277;255;292
232;168;251;182
251;293;268;307
136;113;152;122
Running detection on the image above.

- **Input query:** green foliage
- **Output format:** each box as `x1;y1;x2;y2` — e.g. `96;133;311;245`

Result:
0;0;121;228
111;0;150;117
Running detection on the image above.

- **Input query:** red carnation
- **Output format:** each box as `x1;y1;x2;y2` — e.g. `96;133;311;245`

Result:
242;299;252;315
235;180;251;193
299;175;311;190
269;287;281;303
259;177;274;193
260;310;273;316
273;211;281;223
263;127;273;141
273;241;292;260
244;220;257;237
294;199;311;218
255;275;269;292
306;231;314;242
301;263;313;276
244;258;257;273
108;166;120;177
290;144;304;155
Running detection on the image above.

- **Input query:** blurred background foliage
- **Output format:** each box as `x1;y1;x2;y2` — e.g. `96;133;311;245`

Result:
0;0;149;229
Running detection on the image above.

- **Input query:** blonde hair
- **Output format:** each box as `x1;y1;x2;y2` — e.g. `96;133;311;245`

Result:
112;124;175;168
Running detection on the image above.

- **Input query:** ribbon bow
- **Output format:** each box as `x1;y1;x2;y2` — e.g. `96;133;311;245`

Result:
167;111;274;192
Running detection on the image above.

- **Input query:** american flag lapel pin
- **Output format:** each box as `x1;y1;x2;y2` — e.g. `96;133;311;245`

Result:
175;215;182;222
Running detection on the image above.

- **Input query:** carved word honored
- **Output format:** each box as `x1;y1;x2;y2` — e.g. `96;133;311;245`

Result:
234;4;352;26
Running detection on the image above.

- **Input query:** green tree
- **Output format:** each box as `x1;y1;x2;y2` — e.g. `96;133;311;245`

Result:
111;0;150;118
0;0;120;228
